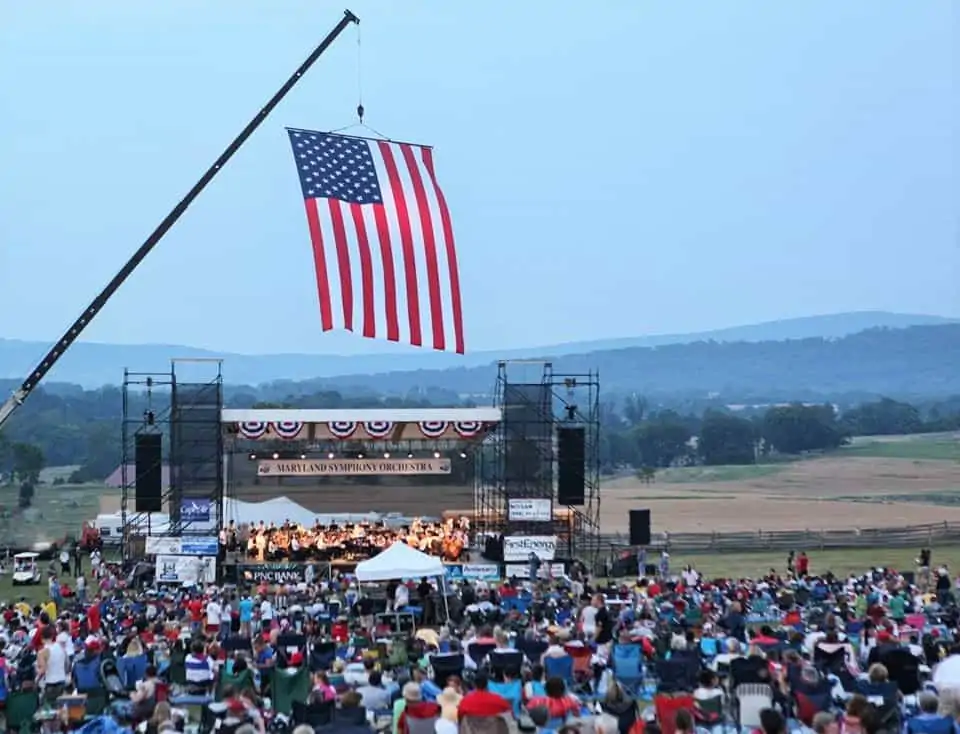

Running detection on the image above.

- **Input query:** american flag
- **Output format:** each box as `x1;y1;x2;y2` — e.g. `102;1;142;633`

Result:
287;128;464;353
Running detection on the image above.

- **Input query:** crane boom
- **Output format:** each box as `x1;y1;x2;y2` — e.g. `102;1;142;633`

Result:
0;9;359;432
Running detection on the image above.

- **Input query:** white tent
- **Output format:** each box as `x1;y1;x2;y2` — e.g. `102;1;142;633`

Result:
355;542;449;623
355;542;444;581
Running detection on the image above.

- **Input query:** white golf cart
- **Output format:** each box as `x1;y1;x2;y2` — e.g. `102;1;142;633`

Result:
12;552;41;586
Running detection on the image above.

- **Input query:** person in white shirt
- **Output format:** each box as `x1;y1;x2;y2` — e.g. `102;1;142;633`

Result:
206;598;222;636
580;599;600;638
394;582;410;610
260;597;274;632
37;627;69;703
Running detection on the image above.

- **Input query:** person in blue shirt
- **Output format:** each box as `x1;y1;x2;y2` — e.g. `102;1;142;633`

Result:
238;596;254;638
904;692;959;734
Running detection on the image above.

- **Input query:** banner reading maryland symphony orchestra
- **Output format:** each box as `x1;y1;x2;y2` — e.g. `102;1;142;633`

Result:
257;457;452;477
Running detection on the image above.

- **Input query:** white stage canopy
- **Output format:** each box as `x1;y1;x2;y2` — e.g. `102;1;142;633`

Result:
354;541;444;582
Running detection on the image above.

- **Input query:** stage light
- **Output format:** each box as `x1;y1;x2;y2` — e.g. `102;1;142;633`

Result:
327;452;335;460
248;453;257;461
272;452;280;460
459;451;467;459
299;453;307;460
407;452;414;459
433;451;441;459
357;452;365;459
383;452;391;459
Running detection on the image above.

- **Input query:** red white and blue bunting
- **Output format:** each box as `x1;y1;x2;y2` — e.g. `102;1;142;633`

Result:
328;421;358;439
272;420;304;440
364;421;394;439
418;420;449;439
238;421;269;440
453;421;484;438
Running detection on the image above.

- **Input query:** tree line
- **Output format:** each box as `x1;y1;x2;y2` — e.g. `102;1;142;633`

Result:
0;380;958;490
598;396;960;471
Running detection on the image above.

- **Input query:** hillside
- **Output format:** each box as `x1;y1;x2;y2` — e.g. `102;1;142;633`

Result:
259;324;960;400
0;311;953;388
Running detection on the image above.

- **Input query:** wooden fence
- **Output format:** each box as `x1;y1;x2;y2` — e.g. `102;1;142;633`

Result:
590;521;960;556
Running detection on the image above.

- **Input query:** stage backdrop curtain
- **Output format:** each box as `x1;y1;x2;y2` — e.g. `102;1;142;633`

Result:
354;541;444;581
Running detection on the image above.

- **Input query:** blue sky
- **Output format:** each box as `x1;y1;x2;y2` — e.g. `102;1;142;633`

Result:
1;1;956;356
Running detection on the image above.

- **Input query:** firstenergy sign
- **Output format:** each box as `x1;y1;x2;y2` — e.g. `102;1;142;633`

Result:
256;458;451;476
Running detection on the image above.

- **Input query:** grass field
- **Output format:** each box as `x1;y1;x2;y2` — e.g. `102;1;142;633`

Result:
601;433;960;534
0;481;105;547
645;545;960;579
653;464;786;484
841;434;959;461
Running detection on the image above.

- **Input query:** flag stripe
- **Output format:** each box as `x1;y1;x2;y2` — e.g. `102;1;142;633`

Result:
348;202;376;338
327;199;354;331
377;140;422;347
371;204;400;342
400;144;445;350
421;147;465;354
304;199;334;331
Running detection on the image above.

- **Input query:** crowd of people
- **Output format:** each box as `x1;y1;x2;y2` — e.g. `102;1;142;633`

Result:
220;518;471;564
1;544;960;734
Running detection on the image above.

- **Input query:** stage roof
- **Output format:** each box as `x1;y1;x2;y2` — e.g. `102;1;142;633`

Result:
221;407;501;424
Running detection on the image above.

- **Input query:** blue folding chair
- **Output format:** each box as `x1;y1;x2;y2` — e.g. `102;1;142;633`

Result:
488;680;523;717
611;644;644;696
543;655;575;689
72;655;103;693
117;654;148;691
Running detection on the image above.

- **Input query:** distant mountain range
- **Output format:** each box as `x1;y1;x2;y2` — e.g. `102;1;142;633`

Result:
1;311;954;389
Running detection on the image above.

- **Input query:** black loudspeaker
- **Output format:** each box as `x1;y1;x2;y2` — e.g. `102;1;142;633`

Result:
557;427;585;505
629;509;651;546
135;433;163;512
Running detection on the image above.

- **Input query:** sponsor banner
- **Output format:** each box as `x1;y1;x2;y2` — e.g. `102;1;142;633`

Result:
444;563;501;582
508;498;552;522
181;499;212;522
145;536;218;556
181;537;219;556
503;535;557;562
155;555;217;585
505;563;565;580
241;563;309;585
257;457;451;477
145;537;180;556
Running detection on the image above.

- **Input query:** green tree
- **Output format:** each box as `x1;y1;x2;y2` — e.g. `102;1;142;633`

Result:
11;442;45;483
841;397;923;436
699;411;757;465
762;404;847;454
0;432;10;482
634;411;692;468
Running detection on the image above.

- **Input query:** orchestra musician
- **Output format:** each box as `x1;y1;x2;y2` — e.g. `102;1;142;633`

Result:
220;517;470;564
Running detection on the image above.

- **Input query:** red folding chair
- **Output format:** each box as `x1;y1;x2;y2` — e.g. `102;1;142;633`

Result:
654;693;695;734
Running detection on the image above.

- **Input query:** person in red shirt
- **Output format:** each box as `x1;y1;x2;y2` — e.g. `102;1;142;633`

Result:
86;602;101;634
186;597;204;630
458;673;512;718
525;676;582;720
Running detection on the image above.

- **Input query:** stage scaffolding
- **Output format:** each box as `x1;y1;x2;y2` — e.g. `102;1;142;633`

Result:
475;361;601;563
120;360;224;563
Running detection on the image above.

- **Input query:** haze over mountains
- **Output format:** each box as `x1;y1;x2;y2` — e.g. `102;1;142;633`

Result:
0;311;956;394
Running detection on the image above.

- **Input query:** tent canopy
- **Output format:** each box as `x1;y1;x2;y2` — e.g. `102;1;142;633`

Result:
355;542;444;582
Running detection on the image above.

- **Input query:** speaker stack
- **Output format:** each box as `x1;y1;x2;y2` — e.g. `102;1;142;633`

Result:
556;426;585;505
135;433;163;512
629;509;651;546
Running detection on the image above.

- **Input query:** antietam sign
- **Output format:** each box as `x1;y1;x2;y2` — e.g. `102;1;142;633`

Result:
257;457;452;477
